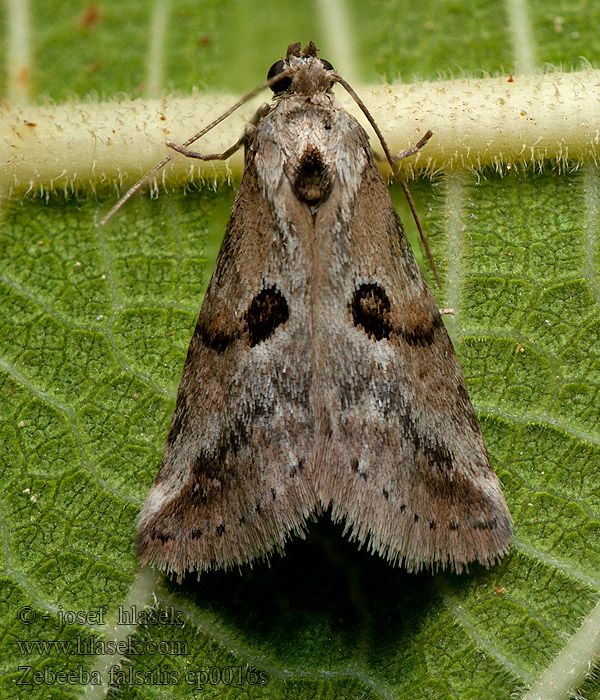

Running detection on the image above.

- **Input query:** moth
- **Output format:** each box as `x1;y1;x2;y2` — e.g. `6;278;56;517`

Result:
133;42;512;579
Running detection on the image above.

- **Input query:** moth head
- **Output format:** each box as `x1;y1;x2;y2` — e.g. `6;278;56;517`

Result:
267;42;335;95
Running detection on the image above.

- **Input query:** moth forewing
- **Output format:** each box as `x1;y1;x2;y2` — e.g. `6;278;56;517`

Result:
135;41;511;579
135;154;318;577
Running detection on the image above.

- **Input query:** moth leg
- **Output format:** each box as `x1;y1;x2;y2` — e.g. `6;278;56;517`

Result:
166;103;271;161
166;138;244;161
247;102;271;125
392;130;433;162
373;129;433;164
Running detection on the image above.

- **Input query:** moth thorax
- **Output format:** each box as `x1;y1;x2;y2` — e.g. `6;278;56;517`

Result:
293;147;331;206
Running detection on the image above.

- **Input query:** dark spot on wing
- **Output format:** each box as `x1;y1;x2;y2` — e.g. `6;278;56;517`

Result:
398;411;456;473
216;524;226;536
293;147;331;205
243;285;289;347
186;437;236;505
474;518;498;531
190;449;224;483
350;283;392;341
420;437;455;473
398;313;443;347
194;316;236;353
403;408;494;510
150;529;170;543
229;414;253;453
193;282;290;354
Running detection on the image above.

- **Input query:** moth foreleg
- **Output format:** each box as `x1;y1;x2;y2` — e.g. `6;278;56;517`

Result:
372;129;433;164
392;129;433;162
166;103;271;162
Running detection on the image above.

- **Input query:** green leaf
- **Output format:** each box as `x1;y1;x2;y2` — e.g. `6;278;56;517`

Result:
1;2;599;700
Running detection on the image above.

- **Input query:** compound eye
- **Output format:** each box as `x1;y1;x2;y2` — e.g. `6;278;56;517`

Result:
320;59;334;71
267;60;291;93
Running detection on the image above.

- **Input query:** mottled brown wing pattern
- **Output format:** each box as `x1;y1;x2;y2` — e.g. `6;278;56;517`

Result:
135;42;511;579
135;157;319;577
313;158;511;572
